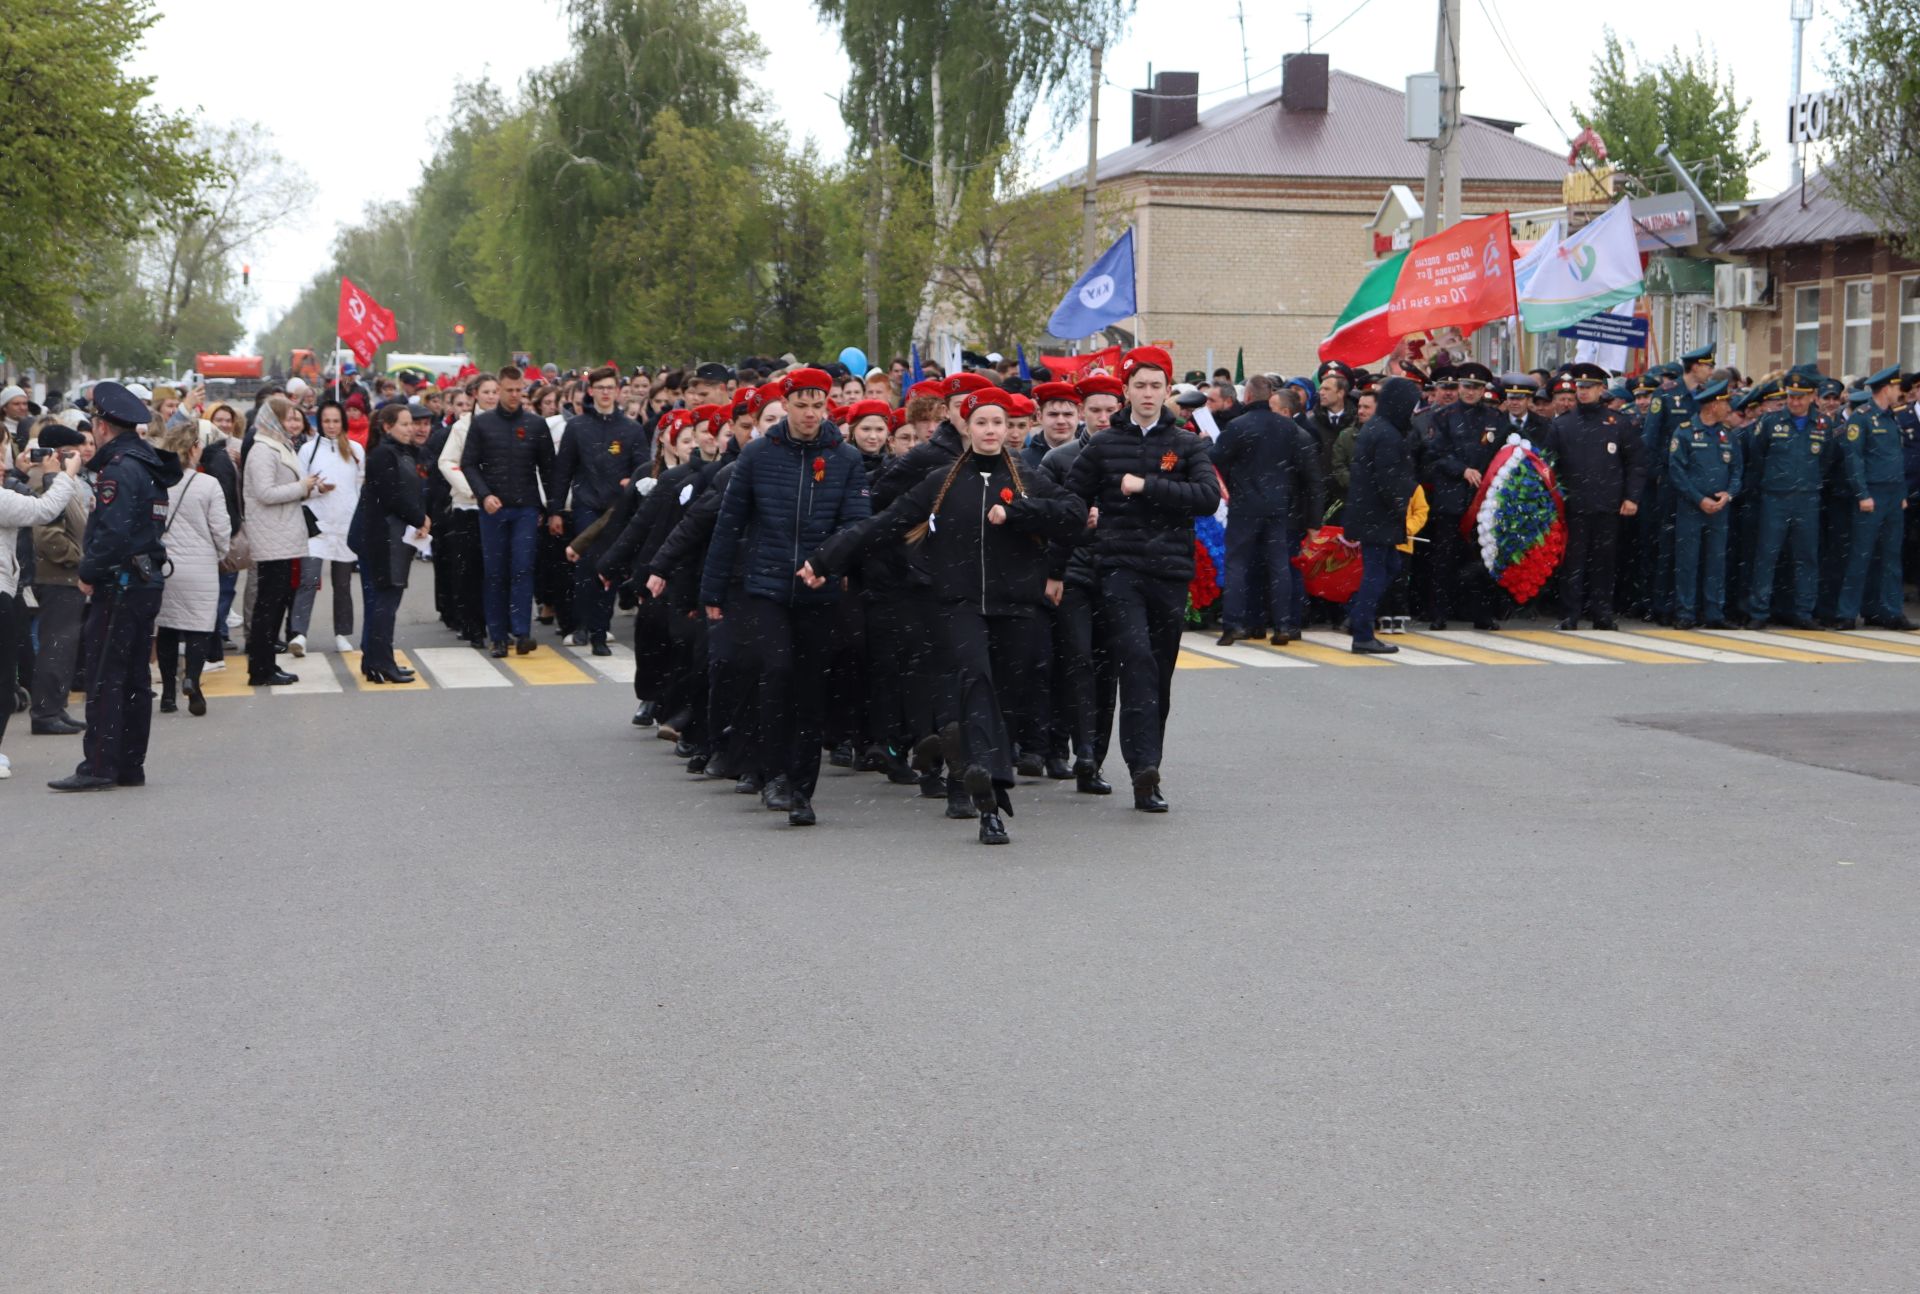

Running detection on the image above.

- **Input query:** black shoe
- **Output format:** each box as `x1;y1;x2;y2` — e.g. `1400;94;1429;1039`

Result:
490;641;509;658
761;776;792;812
1868;616;1917;631
1703;619;1732;631
686;753;710;775
918;771;948;799
705;752;736;780
182;680;206;717
1272;627;1300;644
978;811;1010;845
1014;751;1046;779
734;772;763;795
272;639;288;655
1428;620;1448;631
361;666;410;684
1828;617;1858;631
590;638;613;657
1044;755;1074;780
515;636;537;655
909;733;944;773
1215;628;1243;647
1473;619;1500;631
1244;628;1270;642
1591;618;1618;631
1779;615;1814;630
829;740;855;768
856;745;885;773
787;791;816;826
249;670;299;686
1673;618;1696;631
962;764;997;814
1074;759;1112;795
1132;767;1169;813
116;771;145;787
158;697;178;714
536;612;555;626
47;773;116;793
1554;618;1579;630
632;701;657;727
30;717;85;735
673;738;697;759
1351;639;1398;655
944;783;976;819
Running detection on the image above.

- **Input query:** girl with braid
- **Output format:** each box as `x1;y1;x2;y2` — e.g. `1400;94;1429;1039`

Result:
801;390;1086;845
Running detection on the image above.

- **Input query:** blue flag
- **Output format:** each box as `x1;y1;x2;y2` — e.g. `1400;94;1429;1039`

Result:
910;342;923;385
1048;229;1137;339
1016;343;1031;382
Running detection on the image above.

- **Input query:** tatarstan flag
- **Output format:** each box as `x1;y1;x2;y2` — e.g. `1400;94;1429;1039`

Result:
1318;250;1408;367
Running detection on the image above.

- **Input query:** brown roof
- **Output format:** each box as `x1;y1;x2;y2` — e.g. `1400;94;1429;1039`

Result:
1055;71;1565;188
1716;171;1883;252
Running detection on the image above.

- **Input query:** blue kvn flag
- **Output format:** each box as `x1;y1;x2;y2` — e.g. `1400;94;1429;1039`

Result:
910;342;923;385
1048;229;1137;339
1016;343;1031;381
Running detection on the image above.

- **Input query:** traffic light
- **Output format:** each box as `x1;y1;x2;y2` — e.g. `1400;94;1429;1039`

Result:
242;263;250;286
453;323;466;337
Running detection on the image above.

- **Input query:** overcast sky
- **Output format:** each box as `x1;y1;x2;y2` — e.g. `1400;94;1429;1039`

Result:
129;0;1845;343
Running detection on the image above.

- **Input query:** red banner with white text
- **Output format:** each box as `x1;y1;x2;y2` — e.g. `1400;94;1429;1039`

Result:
1385;212;1518;340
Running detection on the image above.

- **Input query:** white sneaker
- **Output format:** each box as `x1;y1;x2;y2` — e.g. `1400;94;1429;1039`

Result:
0;752;12;778
227;610;242;629
335;635;355;654
289;634;307;658
564;632;587;646
203;659;227;674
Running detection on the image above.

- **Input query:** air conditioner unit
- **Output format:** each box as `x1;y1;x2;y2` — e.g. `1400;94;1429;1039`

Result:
1713;264;1771;310
1713;263;1738;309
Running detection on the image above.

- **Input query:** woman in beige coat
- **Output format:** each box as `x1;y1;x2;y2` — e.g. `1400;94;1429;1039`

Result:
240;395;322;686
155;422;232;715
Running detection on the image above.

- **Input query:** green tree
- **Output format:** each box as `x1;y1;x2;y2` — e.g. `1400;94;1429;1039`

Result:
1574;31;1766;202
0;0;210;359
937;150;1082;351
1825;0;1920;257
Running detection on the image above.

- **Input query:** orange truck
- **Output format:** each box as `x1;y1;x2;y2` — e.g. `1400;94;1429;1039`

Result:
195;354;265;379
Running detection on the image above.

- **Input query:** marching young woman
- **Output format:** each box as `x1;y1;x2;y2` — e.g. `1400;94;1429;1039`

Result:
801;389;1086;845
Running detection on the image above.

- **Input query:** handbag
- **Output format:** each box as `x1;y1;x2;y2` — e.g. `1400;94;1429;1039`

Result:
298;440;323;537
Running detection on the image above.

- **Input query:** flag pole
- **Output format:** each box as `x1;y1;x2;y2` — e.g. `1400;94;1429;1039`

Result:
333;333;341;404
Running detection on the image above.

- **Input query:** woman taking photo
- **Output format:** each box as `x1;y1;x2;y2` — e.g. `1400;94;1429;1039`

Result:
288;399;363;657
349;403;430;683
153;421;231;715
802;389;1085;845
240;394;324;686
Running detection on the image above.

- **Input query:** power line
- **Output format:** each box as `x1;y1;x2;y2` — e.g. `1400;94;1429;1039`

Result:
1119;0;1379;101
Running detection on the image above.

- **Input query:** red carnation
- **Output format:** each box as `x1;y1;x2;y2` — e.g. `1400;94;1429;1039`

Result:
999;487;1014;503
812;455;826;483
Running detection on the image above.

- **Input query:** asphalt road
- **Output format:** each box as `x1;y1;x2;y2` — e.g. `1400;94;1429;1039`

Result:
3;599;1918;1292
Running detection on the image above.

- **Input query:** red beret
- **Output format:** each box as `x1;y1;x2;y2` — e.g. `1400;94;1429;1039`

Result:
757;381;786;406
944;372;996;399
1032;381;1082;405
960;388;1014;421
782;367;833;395
731;387;764;418
658;408;695;433
846;398;892;425
1006;394;1036;418
827;403;849;422
887;407;908;430
691;403;725;426
1120;346;1173;380
907;380;946;401
1076;374;1123;400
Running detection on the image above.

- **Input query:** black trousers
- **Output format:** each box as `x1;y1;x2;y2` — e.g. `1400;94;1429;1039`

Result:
154;626;211;698
665;608;709;746
825;592;867;748
938;605;1038;788
248;559;298;682
1561;511;1620;621
0;592;19;744
1425;512;1487;624
1054;583;1117;766
707;598;759;773
30;584;86;723
440;510;487;640
77;582;163;782
862;594;919;752
1098;568;1185;777
1019;602;1057;755
632;597;672;703
734;595;838;797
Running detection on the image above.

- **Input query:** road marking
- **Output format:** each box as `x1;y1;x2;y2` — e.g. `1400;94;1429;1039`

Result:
1502;629;1699;664
1391;632;1546;665
1585;630;1776;663
1635;627;1854;664
1777;628;1920;658
341;650;431;691
1704;629;1916;664
274;659;344;694
498;648;595;685
561;641;635;682
1180;640;1317;667
411;647;513;688
1246;635;1388;666
195;668;257;698
1448;630;1618;664
1175;648;1234;670
1301;630;1464;665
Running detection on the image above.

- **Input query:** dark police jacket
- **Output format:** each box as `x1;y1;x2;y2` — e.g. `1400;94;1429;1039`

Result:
1667;417;1743;504
1545;402;1647;515
700;419;870;608
78;432;183;587
1064;408;1222;582
460;404;554;509
1426;399;1505;515
552;406;644;514
349;439;429;589
1212;407;1322;521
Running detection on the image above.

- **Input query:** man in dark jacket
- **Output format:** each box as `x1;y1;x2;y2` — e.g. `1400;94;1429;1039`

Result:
460;365;555;656
551;365;643;654
1345;378;1419;654
1545;362;1646;629
1424;362;1506;629
1212;397;1323;645
1041;434;1116;794
699;367;870;826
1064;346;1221;813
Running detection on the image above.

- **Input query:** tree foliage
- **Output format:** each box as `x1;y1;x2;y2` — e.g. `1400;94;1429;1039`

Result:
937;151;1082;351
1574;31;1766;201
1825;0;1920;257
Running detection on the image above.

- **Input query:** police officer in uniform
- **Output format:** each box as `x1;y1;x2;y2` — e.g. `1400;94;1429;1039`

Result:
1832;366;1915;630
1643;345;1714;622
1544;363;1644;629
1424;361;1505;630
49;381;184;792
1743;370;1835;629
1665;379;1740;628
1810;373;1856;624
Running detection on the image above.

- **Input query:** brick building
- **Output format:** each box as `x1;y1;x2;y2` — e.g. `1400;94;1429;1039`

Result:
1051;54;1565;372
1715;171;1920;382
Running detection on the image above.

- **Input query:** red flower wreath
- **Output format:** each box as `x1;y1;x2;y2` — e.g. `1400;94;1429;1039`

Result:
999;487;1014;503
811;455;825;482
1159;451;1178;472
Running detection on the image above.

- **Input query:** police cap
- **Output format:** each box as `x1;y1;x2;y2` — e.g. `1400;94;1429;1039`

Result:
1681;343;1714;365
1694;379;1731;405
1566;362;1610;385
1816;377;1844;398
1865;364;1901;391
694;362;735;383
1452;361;1495;387
1633;373;1661;393
1848;387;1874;406
89;380;149;429
1779;370;1820;395
1497;375;1537;400
1605;383;1633;402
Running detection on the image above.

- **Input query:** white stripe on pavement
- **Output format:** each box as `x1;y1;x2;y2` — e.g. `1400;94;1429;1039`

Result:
561;642;634;682
1702;628;1918;664
275;661;344;693
1300;630;1465;665
1587;630;1778;663
1180;640;1318;667
411;647;513;688
1449;630;1619;664
1854;628;1920;648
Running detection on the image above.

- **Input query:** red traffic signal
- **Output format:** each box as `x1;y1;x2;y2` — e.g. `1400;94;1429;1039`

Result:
242;263;251;286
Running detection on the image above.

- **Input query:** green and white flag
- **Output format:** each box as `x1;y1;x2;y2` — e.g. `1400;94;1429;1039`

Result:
1517;200;1646;334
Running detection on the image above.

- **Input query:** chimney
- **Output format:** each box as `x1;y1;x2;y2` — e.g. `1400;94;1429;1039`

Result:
1147;71;1199;143
1132;89;1153;143
1281;52;1329;112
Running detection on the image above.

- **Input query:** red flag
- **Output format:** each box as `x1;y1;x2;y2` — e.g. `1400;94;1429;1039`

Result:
337;278;397;367
1385;212;1518;340
1036;345;1122;380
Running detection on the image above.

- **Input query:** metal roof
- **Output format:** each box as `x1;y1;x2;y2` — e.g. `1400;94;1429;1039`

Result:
1054;71;1565;187
1716;171;1884;252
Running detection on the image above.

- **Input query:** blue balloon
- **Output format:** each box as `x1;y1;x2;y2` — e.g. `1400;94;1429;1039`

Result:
838;346;869;376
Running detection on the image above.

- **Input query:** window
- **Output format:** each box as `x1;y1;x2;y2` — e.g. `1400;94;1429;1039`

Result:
1900;277;1920;372
1841;280;1873;378
1793;286;1823;367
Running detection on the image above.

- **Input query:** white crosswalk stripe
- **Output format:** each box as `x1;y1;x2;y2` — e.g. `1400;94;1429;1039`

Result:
560;641;634;682
1449;630;1618;664
411;647;513;688
1179;640;1317;667
1577;630;1778;664
1299;630;1465;665
1702;628;1917;664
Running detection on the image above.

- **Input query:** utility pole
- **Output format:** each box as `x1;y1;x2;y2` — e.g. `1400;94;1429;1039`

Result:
1081;43;1102;276
1237;2;1251;93
1420;0;1463;236
1788;0;1812;186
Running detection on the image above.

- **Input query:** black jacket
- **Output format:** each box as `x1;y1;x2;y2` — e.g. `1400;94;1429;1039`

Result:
1304;402;1358;479
350;439;429;589
553;406;644;514
1063;409;1222;581
811;450;1085;617
699;419;871;608
1212;408;1322;521
1425;399;1506;515
649;461;737;597
874;421;964;509
200;437;243;534
78;432;184;586
1344;379;1420;547
1041;438;1096;592
1545;401;1647;515
460;404;554;509
420;421;455;518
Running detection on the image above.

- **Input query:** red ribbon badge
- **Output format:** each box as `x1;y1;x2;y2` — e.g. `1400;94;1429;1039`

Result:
1159;451;1178;472
999;487;1014;503
812;455;825;483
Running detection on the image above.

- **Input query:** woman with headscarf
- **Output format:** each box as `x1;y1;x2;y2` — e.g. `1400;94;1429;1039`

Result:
349;404;430;683
239;394;323;685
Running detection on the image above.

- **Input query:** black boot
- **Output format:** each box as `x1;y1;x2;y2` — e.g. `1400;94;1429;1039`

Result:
761;776;792;812
632;700;657;727
1043;754;1074;780
918;770;948;799
978;811;1010;845
787;790;816;826
1074;759;1112;795
829;740;855;768
1132;767;1169;813
734;771;763;795
1014;750;1046;778
945;778;976;820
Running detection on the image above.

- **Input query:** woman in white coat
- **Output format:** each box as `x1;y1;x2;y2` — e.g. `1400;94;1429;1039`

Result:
0;448;81;776
287;399;363;656
240;394;323;686
154;422;232;716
